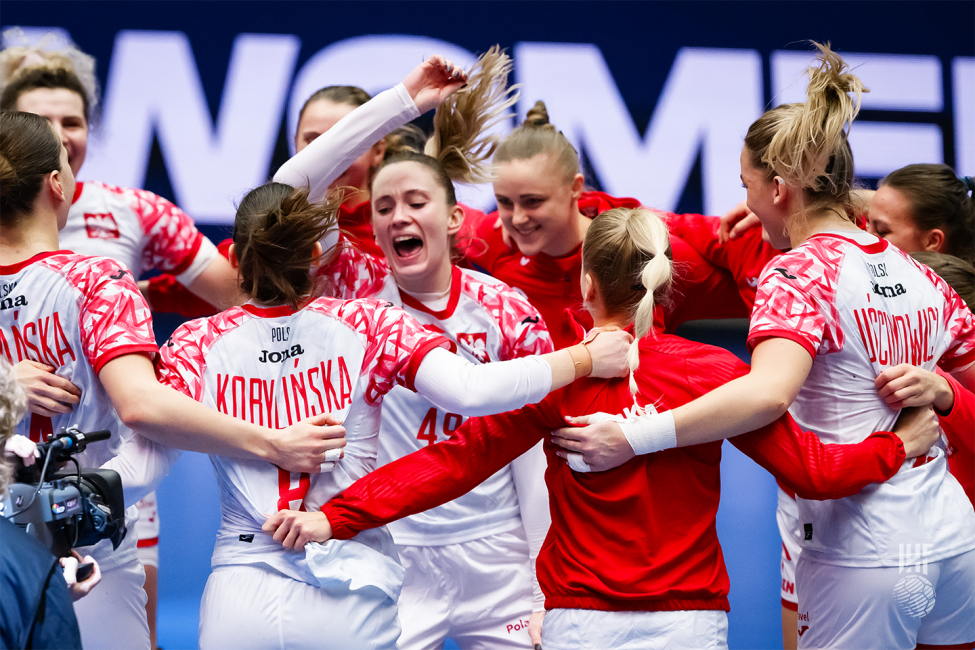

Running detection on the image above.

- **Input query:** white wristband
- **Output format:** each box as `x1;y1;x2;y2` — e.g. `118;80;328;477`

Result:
565;452;591;473
619;410;677;456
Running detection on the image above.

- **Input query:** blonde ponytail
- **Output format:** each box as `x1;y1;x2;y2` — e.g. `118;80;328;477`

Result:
745;42;866;219
424;45;519;185
581;207;673;397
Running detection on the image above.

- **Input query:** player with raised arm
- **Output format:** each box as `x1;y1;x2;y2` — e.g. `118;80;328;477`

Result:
551;43;975;649
0;110;346;649
151;56;630;650
268;205;942;649
277;47;555;649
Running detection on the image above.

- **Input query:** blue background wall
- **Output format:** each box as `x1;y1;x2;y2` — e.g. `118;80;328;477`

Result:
3;2;972;648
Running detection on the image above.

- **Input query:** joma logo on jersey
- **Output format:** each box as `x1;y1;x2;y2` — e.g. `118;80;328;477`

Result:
872;282;907;298
0;295;27;311
83;212;121;240
457;332;489;363
258;344;304;363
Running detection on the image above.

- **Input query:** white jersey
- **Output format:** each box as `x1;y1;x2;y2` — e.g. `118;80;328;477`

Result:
0;250;158;565
155;296;452;584
62;180;216;283
327;251;553;546
748;230;975;567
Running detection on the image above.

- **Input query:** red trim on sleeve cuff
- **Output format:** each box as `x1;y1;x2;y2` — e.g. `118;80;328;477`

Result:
404;336;456;392
136;536;159;548
168;231;205;276
781;598;798;611
939;347;975;374
746;328;818;359
93;345;159;375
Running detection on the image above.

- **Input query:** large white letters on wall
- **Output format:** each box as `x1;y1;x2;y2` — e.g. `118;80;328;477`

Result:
14;29;969;224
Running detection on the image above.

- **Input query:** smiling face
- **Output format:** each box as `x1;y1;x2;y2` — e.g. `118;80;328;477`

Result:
740;147;791;250
295;99;384;203
493;153;584;257
16;87;88;179
867;185;935;253
371;161;463;293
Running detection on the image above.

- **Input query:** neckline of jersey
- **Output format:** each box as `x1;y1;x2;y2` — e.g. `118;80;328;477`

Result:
240;300;310;318
398;265;463;319
71;181;85;205
807;230;888;254
0;250;73;275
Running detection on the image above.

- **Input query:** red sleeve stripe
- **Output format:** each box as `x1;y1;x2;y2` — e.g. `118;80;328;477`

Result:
939;347;975;373
404;336;457;392
167;231;205;276
93;345;159;375
746;328;818;359
136;536;159;548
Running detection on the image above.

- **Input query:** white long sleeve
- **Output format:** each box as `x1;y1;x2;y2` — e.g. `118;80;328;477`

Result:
510;440;551;612
101;434;181;508
272;83;420;203
412;348;552;417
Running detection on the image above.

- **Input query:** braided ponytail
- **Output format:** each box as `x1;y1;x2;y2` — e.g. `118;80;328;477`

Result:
581;207;673;397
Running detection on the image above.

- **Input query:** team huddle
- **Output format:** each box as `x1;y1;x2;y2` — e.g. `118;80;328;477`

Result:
1;30;973;650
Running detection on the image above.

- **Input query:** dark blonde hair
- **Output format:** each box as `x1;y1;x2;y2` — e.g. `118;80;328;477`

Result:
0;111;64;223
494;100;579;183
0;29;99;123
232;183;342;309
744;42;866;221
0;357;28;493
882;165;975;266
911;251;975;313
582;207;673;396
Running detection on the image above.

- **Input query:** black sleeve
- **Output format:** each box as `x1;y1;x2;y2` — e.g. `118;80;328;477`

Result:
27;565;82;650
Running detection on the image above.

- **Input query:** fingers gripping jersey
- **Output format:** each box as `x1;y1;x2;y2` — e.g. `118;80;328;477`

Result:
62;181;216;284
747;231;975;567
155;297;451;583
0;252;156;463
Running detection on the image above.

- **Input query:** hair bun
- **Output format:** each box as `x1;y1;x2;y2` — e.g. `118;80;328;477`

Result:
524;101;551;128
961;176;975;194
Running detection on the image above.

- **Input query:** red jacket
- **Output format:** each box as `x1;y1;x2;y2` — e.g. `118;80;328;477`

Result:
465;192;749;349
321;333;905;613
939;368;975;505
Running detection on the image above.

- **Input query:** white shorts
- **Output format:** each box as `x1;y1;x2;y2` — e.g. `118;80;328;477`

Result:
199;564;400;650
396;528;534;650
541;609;728;650
777;486;802;609
796;548;975;649
135;492;160;569
73;556;150;650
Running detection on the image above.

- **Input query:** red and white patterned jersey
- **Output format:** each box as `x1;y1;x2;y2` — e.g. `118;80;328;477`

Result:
62;181;217;283
155;297;452;582
748;229;975;567
0;251;157;464
326;249;553;545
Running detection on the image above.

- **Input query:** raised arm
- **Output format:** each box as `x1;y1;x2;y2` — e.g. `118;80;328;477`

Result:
273;56;467;203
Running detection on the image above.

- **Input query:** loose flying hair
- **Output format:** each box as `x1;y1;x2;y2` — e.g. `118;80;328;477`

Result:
911;251;975;313
744;42;866;221
581;207;673;397
372;46;518;256
0;29;99;123
232;183;343;309
881;164;975;266
0;111;64;223
494;100;579;184
0;357;28;494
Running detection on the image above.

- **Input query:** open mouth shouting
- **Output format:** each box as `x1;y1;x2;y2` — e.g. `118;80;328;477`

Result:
393;234;425;260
